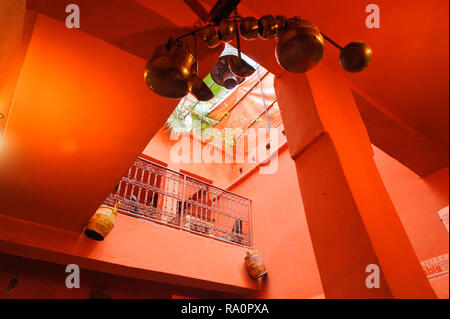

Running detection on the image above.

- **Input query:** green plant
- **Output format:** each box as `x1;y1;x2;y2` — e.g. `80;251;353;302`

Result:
165;74;230;137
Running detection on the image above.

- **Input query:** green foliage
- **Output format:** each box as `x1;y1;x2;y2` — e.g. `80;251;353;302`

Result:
165;75;230;137
165;105;190;138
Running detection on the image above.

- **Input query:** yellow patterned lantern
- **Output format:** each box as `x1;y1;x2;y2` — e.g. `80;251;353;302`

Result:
84;202;120;241
245;249;267;279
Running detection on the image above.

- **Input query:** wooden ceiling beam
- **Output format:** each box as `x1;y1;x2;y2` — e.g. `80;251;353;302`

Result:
183;0;210;22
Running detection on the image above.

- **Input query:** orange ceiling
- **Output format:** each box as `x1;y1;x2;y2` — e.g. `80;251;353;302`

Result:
26;0;221;77
239;0;449;148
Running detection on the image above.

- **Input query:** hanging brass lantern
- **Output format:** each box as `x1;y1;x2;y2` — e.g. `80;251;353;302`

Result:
145;14;372;97
258;15;276;39
230;22;256;78
275;19;324;73
218;18;236;43
339;41;373;72
144;40;195;98
258;15;287;40
85;202;121;241
240;17;259;40
271;15;288;37
145;39;213;100
228;56;255;78
198;25;221;48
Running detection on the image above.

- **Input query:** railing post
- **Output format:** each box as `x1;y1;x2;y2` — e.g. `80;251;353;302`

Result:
179;174;186;229
248;200;253;247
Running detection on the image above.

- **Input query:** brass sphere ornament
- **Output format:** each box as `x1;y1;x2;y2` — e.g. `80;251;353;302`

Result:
275;19;325;73
257;15;287;40
240;17;259;40
339;41;373;72
198;25;221;48
273;15;288;35
218;18;236;43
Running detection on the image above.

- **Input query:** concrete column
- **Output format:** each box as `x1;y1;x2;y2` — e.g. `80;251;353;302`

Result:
274;66;436;298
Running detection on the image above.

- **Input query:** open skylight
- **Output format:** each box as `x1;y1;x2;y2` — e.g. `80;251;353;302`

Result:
165;44;260;137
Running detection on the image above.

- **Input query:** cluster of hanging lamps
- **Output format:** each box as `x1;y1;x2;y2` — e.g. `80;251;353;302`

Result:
144;14;373;100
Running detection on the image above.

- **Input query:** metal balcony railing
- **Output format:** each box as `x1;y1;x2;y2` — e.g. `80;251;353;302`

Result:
103;157;253;247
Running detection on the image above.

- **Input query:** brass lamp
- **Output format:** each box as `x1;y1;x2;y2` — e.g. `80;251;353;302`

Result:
144;38;213;100
275;19;324;73
339;41;373;72
258;15;288;40
198;25;221;48
188;74;214;101
218;18;236;43
144;40;194;98
211;44;256;89
240;17;259;40
229;56;255;78
211;55;245;89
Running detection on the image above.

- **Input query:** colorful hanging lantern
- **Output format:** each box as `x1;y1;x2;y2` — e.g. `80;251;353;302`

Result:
245;249;267;279
240;17;259;40
198;25;221;48
144;38;213;100
84;202;120;241
218;18;236;43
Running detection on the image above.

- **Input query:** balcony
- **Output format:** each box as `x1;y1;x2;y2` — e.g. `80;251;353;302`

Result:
103;157;253;247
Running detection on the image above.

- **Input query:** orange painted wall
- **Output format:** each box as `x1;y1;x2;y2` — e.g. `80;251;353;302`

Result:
1;141;445;299
227;145;448;299
0;1;35;139
228;148;324;299
0;252;237;299
143;128;237;188
373;146;449;298
0;14;177;232
142;125;288;189
0;209;258;296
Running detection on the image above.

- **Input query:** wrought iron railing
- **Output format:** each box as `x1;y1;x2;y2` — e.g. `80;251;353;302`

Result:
103;157;253;247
